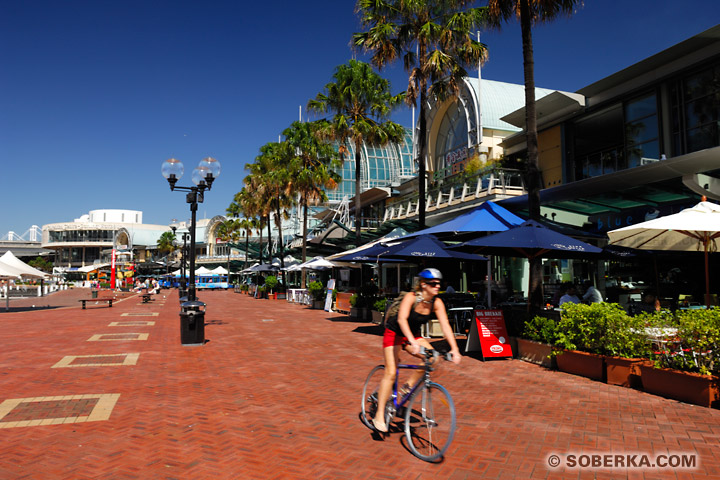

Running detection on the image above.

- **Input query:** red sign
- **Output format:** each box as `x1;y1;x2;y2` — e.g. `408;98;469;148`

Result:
466;309;513;359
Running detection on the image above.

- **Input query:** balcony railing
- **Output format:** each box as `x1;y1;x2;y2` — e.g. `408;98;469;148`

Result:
384;168;526;221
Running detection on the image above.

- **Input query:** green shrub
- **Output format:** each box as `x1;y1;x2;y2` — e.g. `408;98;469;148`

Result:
349;293;358;308
652;307;720;375
523;315;558;344
554;302;649;358
373;297;388;312
308;281;325;301
264;275;278;292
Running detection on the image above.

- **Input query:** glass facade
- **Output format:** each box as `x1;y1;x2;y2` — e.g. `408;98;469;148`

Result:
624;92;660;168
671;61;720;155
48;229;115;243
435;99;469;176
325;130;415;203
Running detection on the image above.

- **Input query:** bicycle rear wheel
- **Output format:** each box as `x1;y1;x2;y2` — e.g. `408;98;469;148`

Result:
361;365;386;430
404;382;456;462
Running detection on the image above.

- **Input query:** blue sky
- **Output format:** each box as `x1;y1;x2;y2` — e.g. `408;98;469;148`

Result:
1;1;718;238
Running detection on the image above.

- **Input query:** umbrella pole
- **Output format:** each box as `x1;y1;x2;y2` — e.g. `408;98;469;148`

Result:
487;257;492;308
705;241;711;307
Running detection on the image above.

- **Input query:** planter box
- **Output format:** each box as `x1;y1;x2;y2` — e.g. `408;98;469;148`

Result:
312;300;325;310
555;349;605;382
639;364;719;408
605;357;645;388
276;293;287;300
516;338;556;369
350;307;371;320
371;310;384;325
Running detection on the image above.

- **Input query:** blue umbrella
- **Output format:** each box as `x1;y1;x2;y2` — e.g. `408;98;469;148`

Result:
405;201;525;239
381;235;486;261
450;220;602;259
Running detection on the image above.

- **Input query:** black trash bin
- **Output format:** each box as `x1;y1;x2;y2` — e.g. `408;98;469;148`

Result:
91;289;98;299
180;300;206;345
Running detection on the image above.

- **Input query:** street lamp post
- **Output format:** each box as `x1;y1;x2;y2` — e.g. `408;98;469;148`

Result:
162;157;221;345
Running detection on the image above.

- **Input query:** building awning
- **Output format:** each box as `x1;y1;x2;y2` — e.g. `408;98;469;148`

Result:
500;91;586;129
499;146;720;233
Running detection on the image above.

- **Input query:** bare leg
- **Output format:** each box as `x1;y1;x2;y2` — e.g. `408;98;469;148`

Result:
373;345;401;433
403;337;436;391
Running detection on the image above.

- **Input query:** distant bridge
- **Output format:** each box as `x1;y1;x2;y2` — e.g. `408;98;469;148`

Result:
1;225;41;242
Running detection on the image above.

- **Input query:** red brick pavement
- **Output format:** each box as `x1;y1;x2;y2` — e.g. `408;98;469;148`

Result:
0;289;719;479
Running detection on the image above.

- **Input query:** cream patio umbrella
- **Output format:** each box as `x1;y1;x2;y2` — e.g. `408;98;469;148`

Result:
607;200;720;306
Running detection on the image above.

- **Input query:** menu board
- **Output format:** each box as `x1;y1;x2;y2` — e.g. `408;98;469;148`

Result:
465;309;513;359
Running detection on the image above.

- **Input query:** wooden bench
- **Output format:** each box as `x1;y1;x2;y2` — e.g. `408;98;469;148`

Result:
79;298;113;309
142;294;153;303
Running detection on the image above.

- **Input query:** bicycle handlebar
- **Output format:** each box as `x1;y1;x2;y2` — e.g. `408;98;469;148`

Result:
418;346;453;362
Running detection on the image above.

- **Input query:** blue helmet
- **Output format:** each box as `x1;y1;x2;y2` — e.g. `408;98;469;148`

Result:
418;268;442;281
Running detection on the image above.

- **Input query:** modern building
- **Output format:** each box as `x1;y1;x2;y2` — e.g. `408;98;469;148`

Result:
41;209;231;273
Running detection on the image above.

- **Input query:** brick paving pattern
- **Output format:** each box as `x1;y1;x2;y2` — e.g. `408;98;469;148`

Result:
0;288;718;479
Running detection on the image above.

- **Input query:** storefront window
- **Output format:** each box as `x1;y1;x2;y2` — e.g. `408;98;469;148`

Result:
671;62;720;155
624;92;659;168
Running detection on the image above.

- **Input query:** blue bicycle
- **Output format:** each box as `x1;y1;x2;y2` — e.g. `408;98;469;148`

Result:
361;348;456;462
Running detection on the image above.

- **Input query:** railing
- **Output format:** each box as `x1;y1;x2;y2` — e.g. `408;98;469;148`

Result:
384;168;525;221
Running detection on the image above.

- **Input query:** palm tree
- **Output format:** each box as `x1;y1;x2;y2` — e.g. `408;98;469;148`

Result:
157;231;177;264
248;142;295;284
215;218;242;279
485;0;580;310
283;120;341;287
228;187;265;266
237;217;256;270
308;59;406;246
354;0;487;229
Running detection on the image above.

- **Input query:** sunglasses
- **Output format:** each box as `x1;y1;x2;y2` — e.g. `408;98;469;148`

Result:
425;281;441;287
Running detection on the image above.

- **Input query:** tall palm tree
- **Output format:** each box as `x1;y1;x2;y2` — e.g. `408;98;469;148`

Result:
248;142;295;284
308;59;406;246
157;231;177;266
354;0;487;229
283;120;341;287
228;187;265;265
215;218;242;279
486;0;580;310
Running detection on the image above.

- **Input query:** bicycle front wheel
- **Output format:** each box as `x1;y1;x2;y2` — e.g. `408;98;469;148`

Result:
404;382;456;462
361;365;385;430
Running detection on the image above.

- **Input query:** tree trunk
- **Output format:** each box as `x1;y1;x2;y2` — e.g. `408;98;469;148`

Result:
418;72;428;230
301;200;308;289
275;202;285;287
244;234;249;270
520;0;544;311
354;139;362;246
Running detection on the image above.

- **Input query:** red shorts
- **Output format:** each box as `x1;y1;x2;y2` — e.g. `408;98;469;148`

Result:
382;328;422;348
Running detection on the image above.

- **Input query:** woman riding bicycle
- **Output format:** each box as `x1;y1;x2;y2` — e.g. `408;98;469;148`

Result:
372;268;461;433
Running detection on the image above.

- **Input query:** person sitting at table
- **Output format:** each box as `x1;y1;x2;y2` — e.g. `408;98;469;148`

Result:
635;293;661;313
582;280;603;304
559;284;580;306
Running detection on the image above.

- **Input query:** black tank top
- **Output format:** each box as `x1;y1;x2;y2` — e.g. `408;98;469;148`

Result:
386;303;435;337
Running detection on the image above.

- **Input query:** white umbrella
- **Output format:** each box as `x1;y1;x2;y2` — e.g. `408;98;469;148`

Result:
211;266;228;275
299;256;336;270
608;200;720;305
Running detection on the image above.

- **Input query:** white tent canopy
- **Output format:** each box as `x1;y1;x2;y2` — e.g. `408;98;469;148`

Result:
0;251;47;278
298;256;336;270
211;266;228;274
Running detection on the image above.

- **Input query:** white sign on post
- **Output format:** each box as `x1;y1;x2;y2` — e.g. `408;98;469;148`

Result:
324;279;335;312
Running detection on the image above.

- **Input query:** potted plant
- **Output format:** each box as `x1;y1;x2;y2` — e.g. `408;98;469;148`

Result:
308;281;325;309
264;275;278;299
639;308;720;407
602;308;652;388
240;284;249;294
517;314;558;369
256;285;267;299
371;297;387;325
553;302;611;381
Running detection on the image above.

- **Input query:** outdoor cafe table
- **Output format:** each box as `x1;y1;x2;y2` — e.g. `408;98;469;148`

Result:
287;288;309;304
